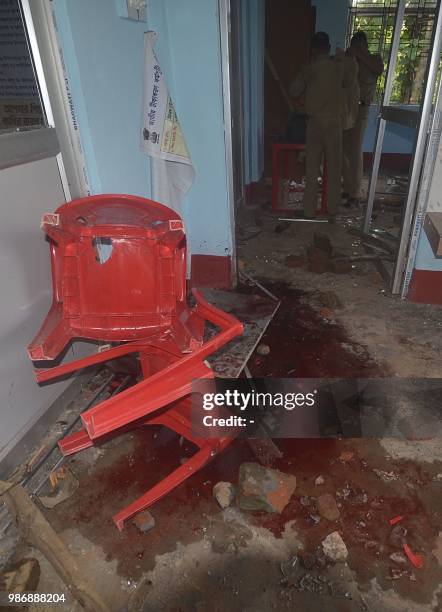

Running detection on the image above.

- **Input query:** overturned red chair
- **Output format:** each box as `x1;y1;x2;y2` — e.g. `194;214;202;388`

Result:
27;194;243;530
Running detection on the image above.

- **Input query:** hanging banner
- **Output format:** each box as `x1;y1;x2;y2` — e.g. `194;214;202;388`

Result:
140;31;194;213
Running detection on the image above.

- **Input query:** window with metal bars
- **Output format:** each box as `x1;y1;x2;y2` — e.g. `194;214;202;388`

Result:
348;0;439;104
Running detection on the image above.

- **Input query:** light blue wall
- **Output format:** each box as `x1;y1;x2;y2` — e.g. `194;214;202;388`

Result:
242;0;265;185
52;0;233;260
152;1;233;257
414;232;442;272
53;0;150;196
313;0;349;53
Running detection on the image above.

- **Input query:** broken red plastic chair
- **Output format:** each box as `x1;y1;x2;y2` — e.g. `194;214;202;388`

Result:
28;195;243;530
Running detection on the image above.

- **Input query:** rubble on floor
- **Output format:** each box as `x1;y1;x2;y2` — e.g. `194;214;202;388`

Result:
213;481;235;509
322;532;349;562
317;494;340;522
133;510;155;534
237;462;296;513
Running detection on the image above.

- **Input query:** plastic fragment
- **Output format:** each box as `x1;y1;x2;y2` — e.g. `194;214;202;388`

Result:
403;543;424;569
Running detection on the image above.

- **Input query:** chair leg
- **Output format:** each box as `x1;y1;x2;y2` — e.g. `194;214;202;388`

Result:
112;443;214;530
59;428;94;455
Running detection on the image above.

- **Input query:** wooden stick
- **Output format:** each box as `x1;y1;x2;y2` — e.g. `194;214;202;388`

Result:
265;50;294;112
0;481;110;612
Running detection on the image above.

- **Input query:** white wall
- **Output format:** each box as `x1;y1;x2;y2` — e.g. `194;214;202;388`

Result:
0;156;78;462
313;0;349;53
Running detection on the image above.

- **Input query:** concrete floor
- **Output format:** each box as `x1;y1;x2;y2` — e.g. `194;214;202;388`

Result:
8;200;442;612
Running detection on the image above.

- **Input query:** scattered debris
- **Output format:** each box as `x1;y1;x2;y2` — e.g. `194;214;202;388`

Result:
339;451;355;463
298;573;331;595
300;554;316;570
370;499;384;509
336;483;368;508
389;525;408;548
347;228;396;254
300;495;313;507
319;307;333;320
280;555;335;596
389;552;408;566
39;468;79;509
315;475;325;486
403;542;424;569
256;343;271;356
322;532;348;562
317;494;340;522
389;567;409;580
351;492;368;505
213;482;235;509
133;510;156;534
0;558;40;594
373;469;400;482
237;462;296;513
280;555;302;584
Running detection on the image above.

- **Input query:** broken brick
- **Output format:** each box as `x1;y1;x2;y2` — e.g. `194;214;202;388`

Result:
238;463;296;514
133;510;155;533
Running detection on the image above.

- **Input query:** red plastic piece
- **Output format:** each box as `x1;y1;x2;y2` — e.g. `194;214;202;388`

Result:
403;543;424;569
271;142;328;214
28;195;243;530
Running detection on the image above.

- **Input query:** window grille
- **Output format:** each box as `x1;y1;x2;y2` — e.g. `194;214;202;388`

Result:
348;0;439;104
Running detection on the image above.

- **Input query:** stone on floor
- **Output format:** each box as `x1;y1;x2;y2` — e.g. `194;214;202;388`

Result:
237;462;296;513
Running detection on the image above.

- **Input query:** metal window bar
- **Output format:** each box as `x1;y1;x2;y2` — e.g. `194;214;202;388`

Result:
363;0;407;236
348;0;438;104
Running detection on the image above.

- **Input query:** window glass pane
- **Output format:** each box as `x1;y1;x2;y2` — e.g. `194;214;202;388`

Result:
0;0;46;132
349;0;440;104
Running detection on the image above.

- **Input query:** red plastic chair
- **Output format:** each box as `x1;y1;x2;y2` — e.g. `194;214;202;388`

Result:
28;195;243;530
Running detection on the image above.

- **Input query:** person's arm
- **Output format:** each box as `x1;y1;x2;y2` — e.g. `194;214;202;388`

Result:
356;49;383;76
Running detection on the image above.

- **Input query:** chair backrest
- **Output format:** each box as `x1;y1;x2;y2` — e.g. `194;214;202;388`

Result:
41;194;186;342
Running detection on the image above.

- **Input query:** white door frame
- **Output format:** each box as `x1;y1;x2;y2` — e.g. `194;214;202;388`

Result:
218;0;238;287
21;0;90;200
